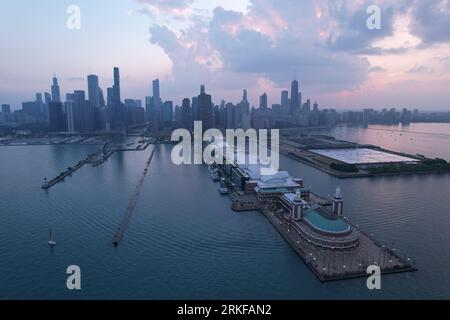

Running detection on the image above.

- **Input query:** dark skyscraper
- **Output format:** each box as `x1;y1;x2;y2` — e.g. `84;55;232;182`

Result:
260;93;268;108
113;67;121;105
192;96;199;121
87;74;101;108
2;104;11;114
181;98;192;130
198;85;213;131
152;79;161;112
51;75;61;103
162;101;174;127
290;80;299;115
44;92;51;105
281;90;289;109
106;87;114;106
48;101;66;132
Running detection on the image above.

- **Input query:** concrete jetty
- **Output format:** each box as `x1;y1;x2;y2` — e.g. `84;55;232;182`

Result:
41;151;102;190
112;149;155;246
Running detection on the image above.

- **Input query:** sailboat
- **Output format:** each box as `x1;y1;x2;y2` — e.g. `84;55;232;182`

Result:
48;229;56;246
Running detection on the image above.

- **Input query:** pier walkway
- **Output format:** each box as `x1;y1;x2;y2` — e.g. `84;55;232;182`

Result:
41;151;102;190
261;203;416;282
112;148;155;246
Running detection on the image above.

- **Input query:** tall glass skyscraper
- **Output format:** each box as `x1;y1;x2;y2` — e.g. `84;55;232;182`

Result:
152;79;161;111
51;76;61;103
113;67;121;104
290;80;299;115
87;74;100;108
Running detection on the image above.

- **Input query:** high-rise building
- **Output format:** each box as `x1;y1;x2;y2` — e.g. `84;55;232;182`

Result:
106;87;114;106
99;88;106;108
181;98;192;130
44;92;51;105
51;75;61;103
281;90;289;109
260;93;268;109
302;99;311;113
2;104;11;114
152;79;161;111
192;96;199;121
162;101;173;127
48;102;66;132
87;74;101;108
22;101;40;119
65;101;76;133
225;103;235;129
290;80;299;115
113;67;121;105
240;89;250;113
198;85;213;131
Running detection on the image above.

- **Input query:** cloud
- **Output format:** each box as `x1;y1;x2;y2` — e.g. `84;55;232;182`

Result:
324;0;398;53
407;64;434;74
146;1;371;98
370;66;386;73
410;0;450;45
137;0;450;108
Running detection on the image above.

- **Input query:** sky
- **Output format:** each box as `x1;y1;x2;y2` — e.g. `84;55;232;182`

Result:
1;0;450;110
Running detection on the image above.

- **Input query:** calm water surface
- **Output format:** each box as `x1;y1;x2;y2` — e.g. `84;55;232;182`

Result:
0;125;449;299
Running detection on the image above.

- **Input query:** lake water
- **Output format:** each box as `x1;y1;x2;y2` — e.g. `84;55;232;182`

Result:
1;124;449;299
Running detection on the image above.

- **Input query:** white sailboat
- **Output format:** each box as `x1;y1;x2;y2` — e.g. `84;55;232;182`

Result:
48;229;56;246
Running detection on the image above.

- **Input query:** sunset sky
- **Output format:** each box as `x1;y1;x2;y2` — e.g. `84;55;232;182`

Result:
1;0;450;110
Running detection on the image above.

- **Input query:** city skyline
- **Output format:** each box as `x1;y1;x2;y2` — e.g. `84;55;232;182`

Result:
1;0;450;110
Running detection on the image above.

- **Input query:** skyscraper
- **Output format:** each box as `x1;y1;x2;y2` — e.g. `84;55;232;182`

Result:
260;93;268;109
192;96;199;121
162;101;174;127
181;98;192;130
281;90;289;109
48;101;66;132
240;89;250;113
113;67;121;104
44;92;51;105
290;80;299;115
2;104;11;114
87;74;101;108
51;76;61;103
198;85;213;131
152;79;161;111
106;87;114;106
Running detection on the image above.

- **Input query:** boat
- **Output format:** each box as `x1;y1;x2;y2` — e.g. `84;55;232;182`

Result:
48;229;56;246
218;179;229;195
209;167;220;182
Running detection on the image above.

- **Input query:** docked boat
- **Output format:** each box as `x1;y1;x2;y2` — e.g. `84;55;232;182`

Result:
218;179;229;195
209;167;220;182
